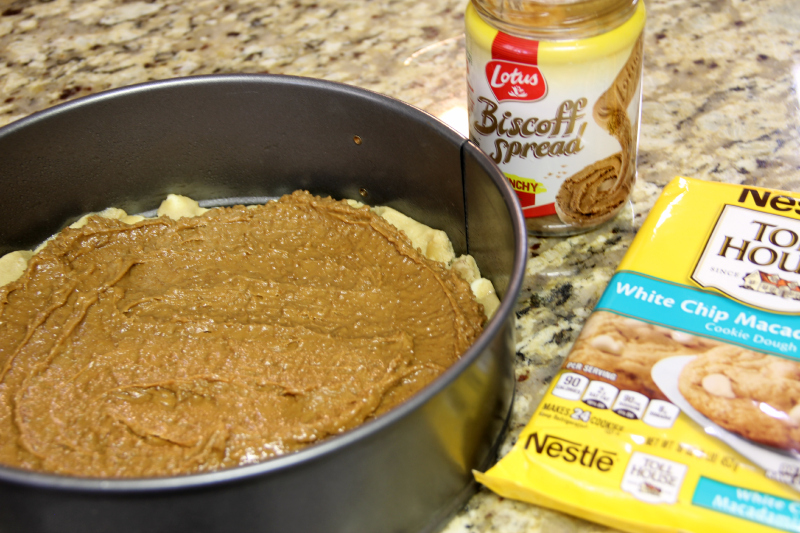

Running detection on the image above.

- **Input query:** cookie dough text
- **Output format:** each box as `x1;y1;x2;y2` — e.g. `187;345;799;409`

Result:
615;281;800;354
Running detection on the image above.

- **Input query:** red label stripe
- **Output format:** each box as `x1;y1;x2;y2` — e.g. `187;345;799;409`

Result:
491;32;539;64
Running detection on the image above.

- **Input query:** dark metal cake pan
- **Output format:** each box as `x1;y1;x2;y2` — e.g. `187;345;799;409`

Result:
0;74;526;533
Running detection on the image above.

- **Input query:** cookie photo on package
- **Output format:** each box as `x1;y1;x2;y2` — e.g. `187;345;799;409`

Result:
476;177;800;533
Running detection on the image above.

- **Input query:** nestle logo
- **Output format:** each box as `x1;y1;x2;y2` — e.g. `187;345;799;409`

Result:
485;60;546;102
524;431;615;472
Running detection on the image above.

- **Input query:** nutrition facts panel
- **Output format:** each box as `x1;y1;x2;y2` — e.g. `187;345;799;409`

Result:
552;372;680;428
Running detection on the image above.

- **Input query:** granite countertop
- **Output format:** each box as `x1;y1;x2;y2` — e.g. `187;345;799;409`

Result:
1;0;799;531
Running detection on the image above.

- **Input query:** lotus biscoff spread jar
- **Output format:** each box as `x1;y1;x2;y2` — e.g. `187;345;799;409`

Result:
466;0;646;235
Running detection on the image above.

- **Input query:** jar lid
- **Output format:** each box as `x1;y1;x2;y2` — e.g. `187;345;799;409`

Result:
472;0;639;39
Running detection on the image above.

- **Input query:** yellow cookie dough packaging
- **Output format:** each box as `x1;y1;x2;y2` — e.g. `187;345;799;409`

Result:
477;177;800;533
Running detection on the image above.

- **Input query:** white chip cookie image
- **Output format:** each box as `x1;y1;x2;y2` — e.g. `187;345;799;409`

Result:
567;312;718;400
678;346;800;452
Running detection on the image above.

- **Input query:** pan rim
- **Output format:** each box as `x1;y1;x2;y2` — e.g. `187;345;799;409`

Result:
0;73;527;492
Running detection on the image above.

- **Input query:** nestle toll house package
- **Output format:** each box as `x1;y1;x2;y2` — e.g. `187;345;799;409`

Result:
477;177;800;533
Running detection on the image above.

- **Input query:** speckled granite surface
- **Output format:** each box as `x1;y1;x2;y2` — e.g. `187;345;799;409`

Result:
1;0;799;531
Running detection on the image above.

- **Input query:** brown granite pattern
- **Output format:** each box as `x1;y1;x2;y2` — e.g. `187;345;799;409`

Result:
0;0;467;126
1;0;799;530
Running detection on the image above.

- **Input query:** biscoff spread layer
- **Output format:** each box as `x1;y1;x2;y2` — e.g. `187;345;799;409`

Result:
0;191;485;478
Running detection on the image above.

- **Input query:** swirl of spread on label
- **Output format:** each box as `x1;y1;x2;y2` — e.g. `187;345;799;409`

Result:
556;34;644;227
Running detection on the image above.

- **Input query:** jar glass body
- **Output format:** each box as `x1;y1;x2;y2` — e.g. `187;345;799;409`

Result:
466;0;646;236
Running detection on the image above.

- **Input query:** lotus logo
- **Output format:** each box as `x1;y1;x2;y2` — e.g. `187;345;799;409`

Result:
485;60;546;102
